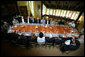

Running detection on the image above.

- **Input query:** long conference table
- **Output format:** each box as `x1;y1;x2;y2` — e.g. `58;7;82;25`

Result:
8;23;79;38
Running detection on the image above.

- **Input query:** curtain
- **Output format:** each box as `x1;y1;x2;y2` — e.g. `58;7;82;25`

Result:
29;1;34;17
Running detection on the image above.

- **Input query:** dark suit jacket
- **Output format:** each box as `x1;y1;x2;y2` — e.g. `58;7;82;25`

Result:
24;19;27;23
29;18;33;23
45;20;50;24
58;20;65;25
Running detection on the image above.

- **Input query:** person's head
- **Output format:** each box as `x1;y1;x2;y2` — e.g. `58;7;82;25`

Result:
13;18;16;21
79;34;84;39
39;32;44;38
43;17;44;19
37;17;39;20
72;21;75;23
4;21;7;24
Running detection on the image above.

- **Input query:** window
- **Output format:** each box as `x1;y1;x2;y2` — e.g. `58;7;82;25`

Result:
71;12;76;19
58;10;61;16
74;12;80;20
68;11;72;18
53;10;56;15
63;10;66;17
50;9;53;15
42;4;46;15
60;10;64;17
46;9;49;15
56;9;59;16
66;11;70;18
43;6;80;20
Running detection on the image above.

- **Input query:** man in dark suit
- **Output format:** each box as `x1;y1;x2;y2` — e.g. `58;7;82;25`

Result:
58;19;65;25
36;18;40;23
29;17;33;23
34;18;40;24
45;18;50;24
24;18;28;23
34;18;37;23
38;18;41;24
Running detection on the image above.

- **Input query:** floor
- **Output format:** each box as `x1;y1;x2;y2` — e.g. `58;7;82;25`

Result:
1;39;84;56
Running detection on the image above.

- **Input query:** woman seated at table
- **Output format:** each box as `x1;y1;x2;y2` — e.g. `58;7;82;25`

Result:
37;32;46;45
60;38;71;52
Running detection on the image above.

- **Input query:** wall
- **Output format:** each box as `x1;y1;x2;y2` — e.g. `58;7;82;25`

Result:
17;1;41;19
34;1;41;19
77;12;84;31
17;1;30;18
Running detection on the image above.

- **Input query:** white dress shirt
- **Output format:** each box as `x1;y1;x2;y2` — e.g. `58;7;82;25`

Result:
37;37;45;44
69;22;75;27
65;40;71;45
47;20;49;24
27;18;29;24
22;18;25;24
12;20;19;25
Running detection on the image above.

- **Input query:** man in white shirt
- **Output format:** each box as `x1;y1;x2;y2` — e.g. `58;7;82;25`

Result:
69;21;75;27
37;37;45;44
37;32;45;44
41;18;45;24
21;16;25;24
65;40;71;45
46;18;49;24
12;18;19;25
27;16;30;24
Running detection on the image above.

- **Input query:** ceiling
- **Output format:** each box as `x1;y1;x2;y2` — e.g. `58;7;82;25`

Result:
42;1;84;12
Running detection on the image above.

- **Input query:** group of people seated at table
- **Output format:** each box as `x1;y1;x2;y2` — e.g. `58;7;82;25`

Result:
37;32;82;53
58;19;76;28
1;19;83;53
1;15;83;53
9;31;81;52
12;16;51;25
12;16;76;29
